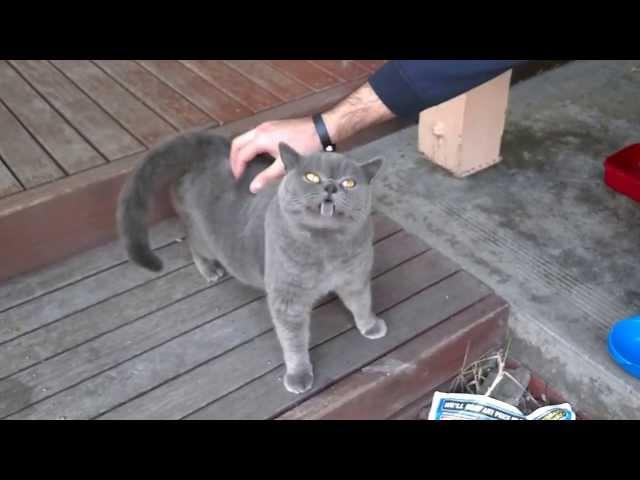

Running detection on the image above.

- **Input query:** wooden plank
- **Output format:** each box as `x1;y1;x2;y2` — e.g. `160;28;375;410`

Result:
0;218;184;312
0;215;397;379
100;249;459;420
0;266;217;392
52;60;176;147
278;295;508;420
223;61;310;101
266;61;340;91
0;101;63;187
9;60;143;160
2;217;403;419
353;60;386;73
0;159;22;198
0;241;193;345
387;381;449;420
2;277;262;419
93;60;213;130
0;264;201;379
0;149;176;284
0;79;364;283
186;271;491;420
309;60;370;81
138;60;251;124
180;61;281;113
0;61;105;174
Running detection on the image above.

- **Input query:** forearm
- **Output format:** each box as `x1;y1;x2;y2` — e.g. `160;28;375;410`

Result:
322;82;395;145
368;60;528;120
318;60;527;146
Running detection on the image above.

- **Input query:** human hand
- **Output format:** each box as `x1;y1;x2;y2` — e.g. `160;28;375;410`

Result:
229;82;394;193
229;117;323;193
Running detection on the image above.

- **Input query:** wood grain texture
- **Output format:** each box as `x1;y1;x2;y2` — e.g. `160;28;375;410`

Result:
223;61;310;101
2;276;262;419
0;264;208;384
0;100;63;187
310;60;370;81
181;61;281;113
0;241;192;345
0;218;184;312
52;60;176;146
138;60;251;124
94;60;213;130
266;60;339;91
9;60;143;160
0;61;105;174
0;159;22;198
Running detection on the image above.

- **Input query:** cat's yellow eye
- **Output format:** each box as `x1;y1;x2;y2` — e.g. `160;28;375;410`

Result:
341;178;356;189
304;172;321;184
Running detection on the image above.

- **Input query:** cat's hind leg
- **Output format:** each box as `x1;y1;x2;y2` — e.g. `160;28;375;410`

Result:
170;186;226;283
190;243;226;283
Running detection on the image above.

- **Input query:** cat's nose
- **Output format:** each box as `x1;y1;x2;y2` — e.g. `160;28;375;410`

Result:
324;183;338;195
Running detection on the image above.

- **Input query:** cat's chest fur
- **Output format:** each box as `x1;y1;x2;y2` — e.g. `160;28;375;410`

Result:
272;243;367;293
265;214;372;294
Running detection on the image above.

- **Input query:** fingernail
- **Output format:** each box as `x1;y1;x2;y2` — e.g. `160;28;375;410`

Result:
250;181;260;194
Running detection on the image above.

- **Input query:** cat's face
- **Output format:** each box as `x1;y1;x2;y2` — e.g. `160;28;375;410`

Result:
277;143;383;230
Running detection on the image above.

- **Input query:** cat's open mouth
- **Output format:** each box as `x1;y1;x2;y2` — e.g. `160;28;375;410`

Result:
319;199;335;217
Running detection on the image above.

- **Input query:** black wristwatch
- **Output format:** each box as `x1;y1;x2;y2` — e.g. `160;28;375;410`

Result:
312;113;336;152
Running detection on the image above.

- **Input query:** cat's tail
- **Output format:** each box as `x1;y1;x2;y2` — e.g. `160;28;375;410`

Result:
117;131;229;272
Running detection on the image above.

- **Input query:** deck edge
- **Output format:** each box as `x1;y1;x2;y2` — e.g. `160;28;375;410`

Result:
277;294;509;420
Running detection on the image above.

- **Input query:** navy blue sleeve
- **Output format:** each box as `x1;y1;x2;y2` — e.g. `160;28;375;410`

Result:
369;60;528;120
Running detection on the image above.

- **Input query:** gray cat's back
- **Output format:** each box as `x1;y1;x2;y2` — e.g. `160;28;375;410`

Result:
174;143;277;288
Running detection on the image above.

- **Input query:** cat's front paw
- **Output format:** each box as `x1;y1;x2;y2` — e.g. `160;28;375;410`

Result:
359;317;388;339
284;368;314;394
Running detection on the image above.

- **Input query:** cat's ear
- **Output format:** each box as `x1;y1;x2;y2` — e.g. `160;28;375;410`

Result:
278;142;301;172
361;157;384;182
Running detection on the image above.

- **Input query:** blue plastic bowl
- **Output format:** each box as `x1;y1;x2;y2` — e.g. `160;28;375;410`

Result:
608;315;640;379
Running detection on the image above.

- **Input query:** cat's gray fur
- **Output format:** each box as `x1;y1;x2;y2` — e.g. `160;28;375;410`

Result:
117;131;386;394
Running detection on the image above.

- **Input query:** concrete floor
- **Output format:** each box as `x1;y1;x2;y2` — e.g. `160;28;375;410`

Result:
347;60;640;419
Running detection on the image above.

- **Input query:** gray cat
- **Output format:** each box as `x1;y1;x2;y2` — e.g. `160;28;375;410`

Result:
117;131;386;394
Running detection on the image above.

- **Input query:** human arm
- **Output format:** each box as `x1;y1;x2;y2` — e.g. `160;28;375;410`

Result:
229;81;394;193
230;60;528;192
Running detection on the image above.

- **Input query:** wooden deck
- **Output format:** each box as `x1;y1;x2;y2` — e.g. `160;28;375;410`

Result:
0;60;381;197
0;60;402;282
0;59;562;284
0;60;394;282
0;214;508;420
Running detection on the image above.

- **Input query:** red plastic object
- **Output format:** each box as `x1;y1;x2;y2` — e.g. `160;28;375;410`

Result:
604;144;640;203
